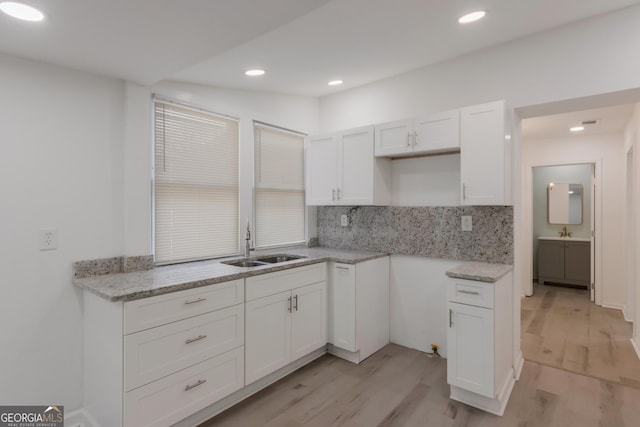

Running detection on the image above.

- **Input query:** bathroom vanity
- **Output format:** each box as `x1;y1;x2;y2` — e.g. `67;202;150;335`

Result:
537;237;590;288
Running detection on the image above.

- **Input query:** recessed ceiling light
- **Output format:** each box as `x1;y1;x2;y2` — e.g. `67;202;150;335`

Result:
328;80;343;86
245;69;265;77
570;126;585;132
458;10;486;24
0;2;44;22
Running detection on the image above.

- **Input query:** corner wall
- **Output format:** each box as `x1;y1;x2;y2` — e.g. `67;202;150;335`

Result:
0;53;127;411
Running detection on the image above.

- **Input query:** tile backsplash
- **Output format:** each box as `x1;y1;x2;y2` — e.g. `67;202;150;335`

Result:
317;206;513;265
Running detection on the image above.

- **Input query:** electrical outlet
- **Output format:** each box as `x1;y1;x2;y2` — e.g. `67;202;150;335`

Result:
461;216;472;232
40;228;58;251
340;215;349;227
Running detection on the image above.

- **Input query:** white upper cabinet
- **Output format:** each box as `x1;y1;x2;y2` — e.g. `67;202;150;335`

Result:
306;126;390;206
375;110;459;158
460;100;512;206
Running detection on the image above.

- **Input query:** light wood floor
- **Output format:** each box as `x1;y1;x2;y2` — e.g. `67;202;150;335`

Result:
522;282;640;388
199;343;640;427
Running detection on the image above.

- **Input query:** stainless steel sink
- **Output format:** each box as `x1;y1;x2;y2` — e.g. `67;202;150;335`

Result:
221;254;306;268
221;260;269;268
255;254;306;264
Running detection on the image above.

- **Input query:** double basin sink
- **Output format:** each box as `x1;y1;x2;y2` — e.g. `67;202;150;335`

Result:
222;254;306;268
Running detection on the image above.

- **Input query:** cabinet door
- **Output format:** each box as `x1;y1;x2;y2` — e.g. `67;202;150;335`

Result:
291;282;327;360
460;100;509;205
564;241;590;284
305;134;338;205
329;263;357;352
414;109;459;155
447;302;494;398
338;126;375;205
538;240;565;281
374;119;413;157
245;291;292;385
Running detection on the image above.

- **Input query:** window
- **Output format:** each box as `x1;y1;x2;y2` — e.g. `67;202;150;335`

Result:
154;101;239;264
254;123;305;247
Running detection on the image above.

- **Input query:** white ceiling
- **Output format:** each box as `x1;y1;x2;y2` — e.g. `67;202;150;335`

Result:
1;0;640;97
521;104;635;140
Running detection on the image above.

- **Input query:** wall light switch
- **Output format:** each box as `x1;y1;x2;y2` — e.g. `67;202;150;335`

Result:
461;216;472;232
340;215;349;227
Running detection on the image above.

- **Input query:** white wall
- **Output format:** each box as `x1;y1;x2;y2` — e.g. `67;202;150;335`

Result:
523;133;626;308
0;53;127;411
531;164;592;278
624;104;640;354
389;255;460;357
318;4;640;132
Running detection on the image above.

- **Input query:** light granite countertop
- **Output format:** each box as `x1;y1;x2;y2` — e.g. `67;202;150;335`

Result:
445;261;513;283
73;247;388;302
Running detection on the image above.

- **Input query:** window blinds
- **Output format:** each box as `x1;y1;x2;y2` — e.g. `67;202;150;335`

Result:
154;101;239;264
254;124;305;247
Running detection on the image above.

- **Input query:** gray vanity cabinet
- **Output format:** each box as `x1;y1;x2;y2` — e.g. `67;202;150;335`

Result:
538;239;590;288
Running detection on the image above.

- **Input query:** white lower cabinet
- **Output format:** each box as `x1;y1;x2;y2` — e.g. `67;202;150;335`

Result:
328;256;390;363
82;279;245;427
245;264;327;385
446;272;514;416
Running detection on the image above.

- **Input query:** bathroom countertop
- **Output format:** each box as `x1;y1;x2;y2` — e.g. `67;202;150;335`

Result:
537;236;590;242
73;247;388;302
445;261;513;283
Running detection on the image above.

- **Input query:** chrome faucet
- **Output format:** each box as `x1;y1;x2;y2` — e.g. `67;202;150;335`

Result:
244;222;254;258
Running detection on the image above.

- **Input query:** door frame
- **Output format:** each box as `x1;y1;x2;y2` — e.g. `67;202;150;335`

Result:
523;159;602;305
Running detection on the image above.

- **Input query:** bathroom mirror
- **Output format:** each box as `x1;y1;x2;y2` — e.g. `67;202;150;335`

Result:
548;182;583;224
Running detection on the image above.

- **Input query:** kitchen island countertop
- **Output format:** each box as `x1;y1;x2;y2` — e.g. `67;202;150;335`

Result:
445;261;513;283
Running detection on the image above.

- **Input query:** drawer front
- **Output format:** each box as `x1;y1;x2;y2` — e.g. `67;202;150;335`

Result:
447;278;494;309
124;304;244;391
124;347;244;427
246;263;326;301
124;279;244;334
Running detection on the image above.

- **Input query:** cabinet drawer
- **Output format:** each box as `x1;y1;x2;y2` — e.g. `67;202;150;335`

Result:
124;279;244;334
124;347;244;427
246;263;326;301
447;278;494;309
124;304;244;391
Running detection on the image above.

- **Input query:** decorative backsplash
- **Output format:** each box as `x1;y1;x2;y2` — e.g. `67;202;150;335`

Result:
317;206;513;265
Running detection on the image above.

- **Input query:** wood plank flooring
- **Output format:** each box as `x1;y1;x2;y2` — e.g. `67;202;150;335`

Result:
199;343;640;427
522;282;640;387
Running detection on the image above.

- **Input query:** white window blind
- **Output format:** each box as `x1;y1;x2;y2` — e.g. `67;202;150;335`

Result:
154;101;239;264
254;124;305;247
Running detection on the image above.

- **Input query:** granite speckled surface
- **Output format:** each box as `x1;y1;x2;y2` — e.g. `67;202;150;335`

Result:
445;261;513;283
73;255;154;279
73;247;387;302
317;206;513;265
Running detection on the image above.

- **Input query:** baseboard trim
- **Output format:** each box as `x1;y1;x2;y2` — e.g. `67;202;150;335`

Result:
513;352;525;380
631;337;640;361
327;344;362;364
450;374;516;417
622;306;634;323
602;302;625;311
64;409;97;427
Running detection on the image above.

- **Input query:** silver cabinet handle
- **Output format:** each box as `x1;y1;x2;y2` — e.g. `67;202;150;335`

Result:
407;132;412;147
462;183;467;201
413;130;418;147
332;188;335;201
449;309;453;327
293;295;299;311
458;290;480;295
337;188;341;200
335;266;349;270
185;334;207;344
184;379;206;391
185;297;206;305
287;296;292;313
